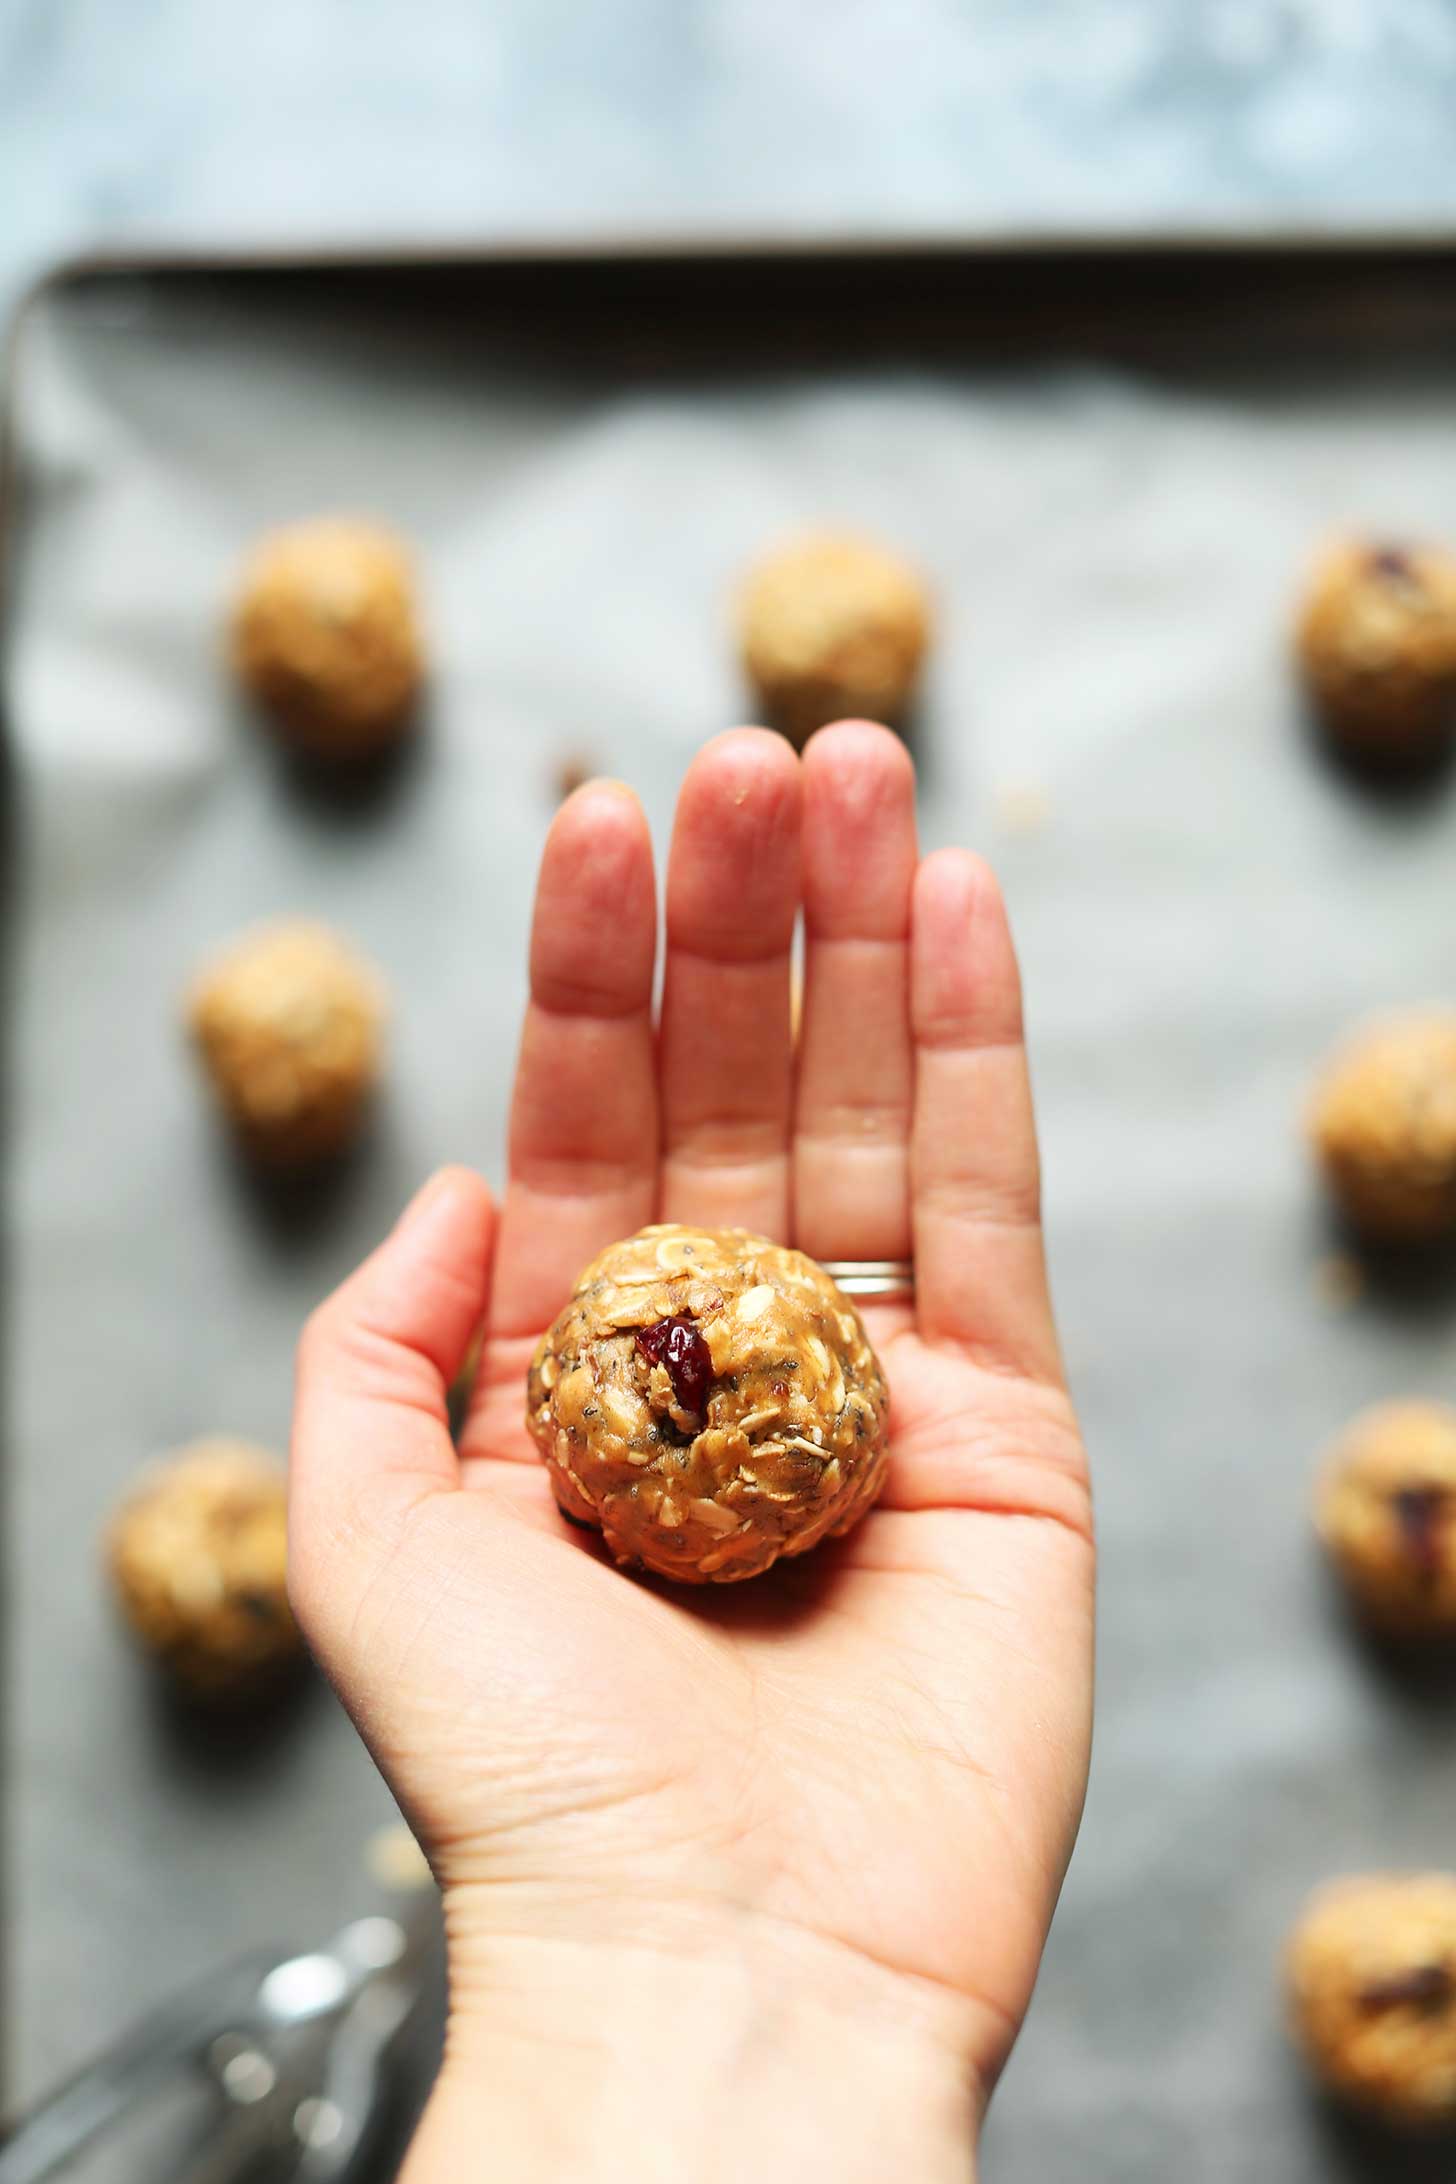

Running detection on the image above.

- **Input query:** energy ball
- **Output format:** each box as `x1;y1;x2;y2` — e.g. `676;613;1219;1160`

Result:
106;1439;299;1698
188;920;385;1165
231;518;422;759
1286;1874;1456;2127
1308;1012;1456;1244
1296;537;1456;763
737;530;931;747
1317;1402;1456;1638
526;1224;889;1582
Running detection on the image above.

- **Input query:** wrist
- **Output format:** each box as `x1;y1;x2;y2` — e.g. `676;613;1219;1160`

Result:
404;1897;981;2184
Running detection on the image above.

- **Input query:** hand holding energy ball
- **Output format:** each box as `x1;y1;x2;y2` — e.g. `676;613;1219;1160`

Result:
289;723;1093;2183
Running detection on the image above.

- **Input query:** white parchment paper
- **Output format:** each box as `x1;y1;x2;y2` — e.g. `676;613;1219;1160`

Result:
5;264;1456;2182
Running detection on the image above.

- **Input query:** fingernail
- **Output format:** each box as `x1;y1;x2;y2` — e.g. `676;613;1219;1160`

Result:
569;776;637;808
394;1168;459;1238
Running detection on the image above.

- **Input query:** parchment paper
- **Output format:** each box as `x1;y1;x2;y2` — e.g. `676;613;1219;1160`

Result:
4;262;1456;2183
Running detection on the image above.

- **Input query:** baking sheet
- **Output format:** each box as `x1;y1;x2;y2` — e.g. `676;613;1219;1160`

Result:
4;249;1456;2182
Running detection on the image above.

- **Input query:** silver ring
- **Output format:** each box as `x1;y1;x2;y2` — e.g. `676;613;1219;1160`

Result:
821;1259;916;1302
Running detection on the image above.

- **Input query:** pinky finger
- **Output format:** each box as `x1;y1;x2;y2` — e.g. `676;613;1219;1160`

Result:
910;852;1062;1385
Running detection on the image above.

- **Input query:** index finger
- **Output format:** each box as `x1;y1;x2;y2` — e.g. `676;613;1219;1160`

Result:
489;782;659;1340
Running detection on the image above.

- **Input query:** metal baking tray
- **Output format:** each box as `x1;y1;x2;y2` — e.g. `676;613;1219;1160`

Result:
4;239;1456;2183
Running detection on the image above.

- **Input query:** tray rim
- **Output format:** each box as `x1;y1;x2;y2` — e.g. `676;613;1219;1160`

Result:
13;222;1456;342
17;223;1456;282
9;226;1456;607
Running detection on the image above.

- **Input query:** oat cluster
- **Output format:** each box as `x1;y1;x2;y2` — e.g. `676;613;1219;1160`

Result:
232;517;422;759
526;1224;889;1582
187;918;385;1165
1296;537;1456;762
106;1439;299;1697
737;530;931;748
1307;1011;1456;1243
1286;1875;1456;2126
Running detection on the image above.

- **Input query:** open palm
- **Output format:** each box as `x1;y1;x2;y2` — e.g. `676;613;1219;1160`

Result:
290;722;1093;2116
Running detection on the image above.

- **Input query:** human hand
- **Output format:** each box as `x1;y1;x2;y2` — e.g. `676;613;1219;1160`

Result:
290;723;1093;2183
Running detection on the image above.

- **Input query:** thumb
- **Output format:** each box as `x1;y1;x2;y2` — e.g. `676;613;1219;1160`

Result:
289;1166;496;1638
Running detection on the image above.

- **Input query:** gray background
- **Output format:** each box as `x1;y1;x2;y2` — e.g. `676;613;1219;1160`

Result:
5;0;1456;315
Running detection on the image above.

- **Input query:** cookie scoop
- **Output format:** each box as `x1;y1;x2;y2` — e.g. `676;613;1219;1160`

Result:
526;1224;890;1582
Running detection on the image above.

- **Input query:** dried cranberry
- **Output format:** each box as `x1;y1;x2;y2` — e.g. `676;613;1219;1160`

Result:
1371;545;1418;585
636;1314;713;1418
1359;1962;1454;2014
1392;1486;1447;1581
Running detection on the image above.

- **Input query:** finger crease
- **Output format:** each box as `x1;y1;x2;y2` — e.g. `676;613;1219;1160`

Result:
805;923;911;952
530;989;653;1027
663;1128;790;1167
666;939;795;975
913;1325;1066;1392
796;1104;912;1141
912;1024;1025;1057
510;1157;655;1199
916;1180;1042;1229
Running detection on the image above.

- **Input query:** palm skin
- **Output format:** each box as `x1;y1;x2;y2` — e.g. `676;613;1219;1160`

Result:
290;722;1093;2136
